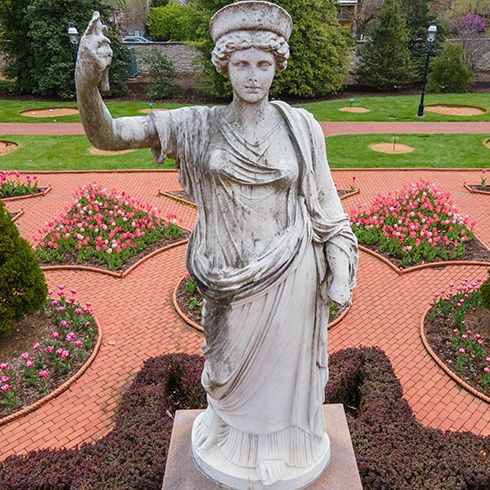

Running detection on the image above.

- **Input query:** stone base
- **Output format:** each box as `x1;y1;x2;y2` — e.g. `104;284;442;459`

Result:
162;404;363;490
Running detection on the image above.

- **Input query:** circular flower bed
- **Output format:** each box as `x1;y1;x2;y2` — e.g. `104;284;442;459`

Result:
0;285;98;419
423;274;490;398
350;178;490;269
35;183;187;272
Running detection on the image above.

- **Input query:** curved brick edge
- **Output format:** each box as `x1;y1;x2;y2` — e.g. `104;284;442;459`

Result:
419;305;490;405
173;277;352;333
328;293;353;330
159;190;197;209
359;244;490;277
358;245;401;275
464;182;490;195
0;314;103;427
11;209;25;223
424;104;487;115
40;239;189;279
173;276;204;333
121;239;189;278
0;185;52;203
339;188;360;200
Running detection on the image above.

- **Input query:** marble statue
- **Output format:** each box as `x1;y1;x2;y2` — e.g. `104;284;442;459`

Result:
75;3;358;489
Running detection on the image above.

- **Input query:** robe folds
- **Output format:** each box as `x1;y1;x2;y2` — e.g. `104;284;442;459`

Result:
149;101;358;468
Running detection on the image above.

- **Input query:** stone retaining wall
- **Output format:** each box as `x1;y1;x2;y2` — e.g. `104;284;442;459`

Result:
127;42;201;76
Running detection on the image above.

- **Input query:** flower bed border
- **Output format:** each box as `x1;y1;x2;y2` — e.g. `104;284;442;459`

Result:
464;182;490;195
40;239;189;279
172;276;352;333
339;188;360;200
159;190;197;209
0;314;103;427
0;185;52;203
419;305;490;405
11;209;25;223
358;234;490;276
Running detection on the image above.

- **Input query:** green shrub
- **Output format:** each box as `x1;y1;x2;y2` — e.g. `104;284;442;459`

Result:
147;4;193;42
480;269;490;311
0;202;47;335
141;48;181;99
356;0;415;90
426;43;473;93
189;0;354;99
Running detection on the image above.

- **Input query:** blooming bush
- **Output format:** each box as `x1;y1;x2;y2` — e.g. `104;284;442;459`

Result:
459;13;486;34
0;171;38;198
35;183;184;270
0;285;96;409
427;277;490;389
350;179;476;267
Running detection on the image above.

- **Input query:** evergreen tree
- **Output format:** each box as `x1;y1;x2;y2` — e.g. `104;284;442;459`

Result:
356;0;415;90
0;0;130;99
188;0;354;99
400;0;445;81
426;43;473;93
0;202;48;335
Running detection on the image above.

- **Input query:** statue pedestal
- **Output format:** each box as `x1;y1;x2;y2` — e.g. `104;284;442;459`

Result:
162;404;363;490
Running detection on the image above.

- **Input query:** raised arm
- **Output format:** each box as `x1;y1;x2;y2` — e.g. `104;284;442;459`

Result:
75;12;158;150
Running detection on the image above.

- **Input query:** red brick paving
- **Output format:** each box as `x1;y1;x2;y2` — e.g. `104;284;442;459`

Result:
0;125;490;461
1;120;490;137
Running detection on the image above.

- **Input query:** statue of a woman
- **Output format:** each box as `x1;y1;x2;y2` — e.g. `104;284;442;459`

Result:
76;3;358;489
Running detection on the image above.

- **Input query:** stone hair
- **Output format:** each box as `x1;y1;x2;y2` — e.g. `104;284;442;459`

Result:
212;30;290;77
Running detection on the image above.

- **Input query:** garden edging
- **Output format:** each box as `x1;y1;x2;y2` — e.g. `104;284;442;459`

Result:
0;185;52;202
40;239;189;279
0;314;103;427
172;276;353;333
464;182;490;195
419;305;490;405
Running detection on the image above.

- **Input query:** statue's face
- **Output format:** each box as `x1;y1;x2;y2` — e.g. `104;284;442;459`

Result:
228;47;275;103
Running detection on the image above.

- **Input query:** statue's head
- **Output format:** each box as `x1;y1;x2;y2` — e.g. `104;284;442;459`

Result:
210;1;292;78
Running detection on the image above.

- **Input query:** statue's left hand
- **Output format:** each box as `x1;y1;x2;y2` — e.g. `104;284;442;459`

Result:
328;276;351;309
76;11;113;92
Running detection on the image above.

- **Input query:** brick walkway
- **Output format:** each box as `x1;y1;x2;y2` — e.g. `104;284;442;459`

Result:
2;120;490;137
2;168;490;461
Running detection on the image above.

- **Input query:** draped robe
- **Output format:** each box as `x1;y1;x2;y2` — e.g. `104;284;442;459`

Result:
149;101;358;468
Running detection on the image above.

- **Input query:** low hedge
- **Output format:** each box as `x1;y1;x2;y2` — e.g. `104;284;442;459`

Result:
0;348;489;489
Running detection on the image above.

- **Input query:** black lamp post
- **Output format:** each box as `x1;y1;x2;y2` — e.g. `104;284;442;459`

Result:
68;22;80;55
417;21;437;117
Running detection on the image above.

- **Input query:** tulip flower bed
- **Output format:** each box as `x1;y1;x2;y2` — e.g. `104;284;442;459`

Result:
1;348;490;489
0;171;40;199
468;169;490;193
35;183;186;272
424;275;490;397
0;285;97;418
349;179;489;269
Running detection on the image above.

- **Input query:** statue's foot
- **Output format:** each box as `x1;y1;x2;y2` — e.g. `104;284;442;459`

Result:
256;459;286;486
194;408;224;453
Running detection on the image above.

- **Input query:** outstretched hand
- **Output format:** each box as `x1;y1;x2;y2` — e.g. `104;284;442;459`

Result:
76;11;112;92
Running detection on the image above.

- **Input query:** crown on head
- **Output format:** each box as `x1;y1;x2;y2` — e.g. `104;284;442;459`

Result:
210;1;293;43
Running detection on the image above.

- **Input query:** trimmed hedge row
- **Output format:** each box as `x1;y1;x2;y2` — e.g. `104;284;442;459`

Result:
1;348;489;489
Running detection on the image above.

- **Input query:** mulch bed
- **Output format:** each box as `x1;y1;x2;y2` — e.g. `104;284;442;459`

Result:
469;185;490;193
361;237;490;270
8;212;20;220
424;307;490;398
0;310;99;419
37;230;190;274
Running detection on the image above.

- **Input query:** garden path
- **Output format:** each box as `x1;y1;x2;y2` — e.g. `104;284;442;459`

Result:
1;168;489;461
1;120;490;136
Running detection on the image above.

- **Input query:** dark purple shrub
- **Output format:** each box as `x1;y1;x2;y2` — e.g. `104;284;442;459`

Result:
1;350;489;489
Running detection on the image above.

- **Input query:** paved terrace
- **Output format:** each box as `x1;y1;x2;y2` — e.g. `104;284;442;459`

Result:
0;119;489;461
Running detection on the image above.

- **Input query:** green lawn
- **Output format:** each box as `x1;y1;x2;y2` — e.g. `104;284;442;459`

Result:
296;93;490;122
1;93;490;123
0;100;189;123
325;133;490;168
0;133;488;171
0;135;175;171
